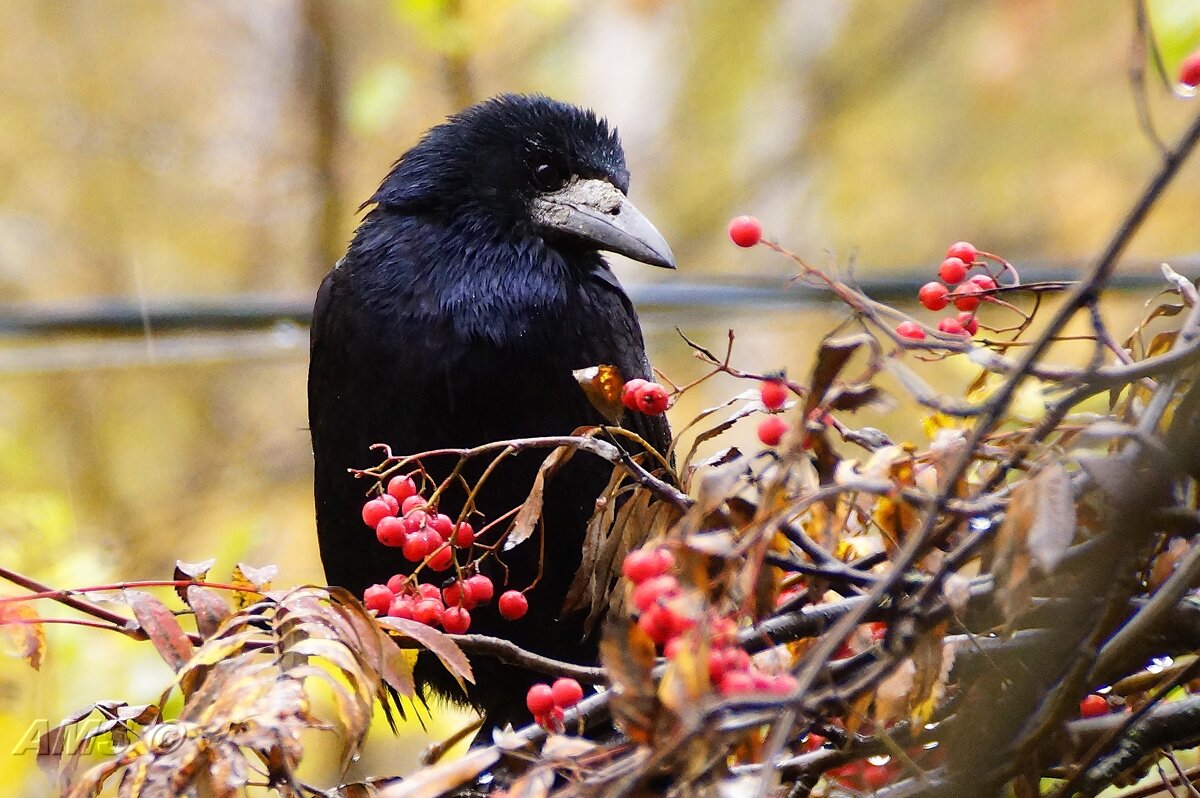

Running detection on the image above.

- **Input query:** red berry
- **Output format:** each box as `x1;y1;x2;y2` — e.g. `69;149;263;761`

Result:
918;281;950;311
526;683;555;715
452;521;475;548
1080;694;1108;718
631;574;679;613
380;493;400;514
770;673;798;694
708;651;728;683
413;599;444;626
428;544;453;571
957;311;979;336
375;516;408;547
464;574;494;604
637;604;676;645
441;606;471;634
403;509;428;534
416;583;441;600
728;215;763;247
1180;50;1200;88
759;379;788;411
719;670;755;696
969;274;997;292
361;498;394;529
430;513;454;539
402;535;427;562
387;596;415;619
938;257;968;285
951;284;981;312
498;590;528;620
937;317;967;336
862;763;893;791
634;382;670;415
896;320;926;340
534;706;564;730
802;732;826;752
757;415;790;446
722;647;752;672
622;548;667;584
442;580;466;607
386;574;408;593
620;378;649;411
386;474;418;503
362;584;393;614
946;241;978;265
550;677;584;708
400;495;425;514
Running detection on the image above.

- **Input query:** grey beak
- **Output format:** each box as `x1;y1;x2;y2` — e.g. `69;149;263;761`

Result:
530;178;676;269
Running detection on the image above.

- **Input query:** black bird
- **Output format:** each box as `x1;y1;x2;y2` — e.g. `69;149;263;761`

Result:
309;94;674;729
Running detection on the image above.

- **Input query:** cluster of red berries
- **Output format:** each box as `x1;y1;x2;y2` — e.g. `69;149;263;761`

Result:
620;378;670;415
362;572;529;631
525;677;585;729
362;475;476;568
728;215;763;248
898;241;998;341
756;377;790;447
622;546;798;697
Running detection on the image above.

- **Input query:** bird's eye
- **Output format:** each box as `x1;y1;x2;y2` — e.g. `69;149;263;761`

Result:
532;162;567;192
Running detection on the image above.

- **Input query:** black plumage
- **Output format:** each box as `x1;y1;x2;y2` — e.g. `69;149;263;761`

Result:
308;94;674;729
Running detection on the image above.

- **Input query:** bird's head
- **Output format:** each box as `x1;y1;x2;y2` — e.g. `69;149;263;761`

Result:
366;94;675;270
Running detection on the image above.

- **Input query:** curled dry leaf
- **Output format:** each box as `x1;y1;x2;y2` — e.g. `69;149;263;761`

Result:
0;601;45;670
573;364;626;424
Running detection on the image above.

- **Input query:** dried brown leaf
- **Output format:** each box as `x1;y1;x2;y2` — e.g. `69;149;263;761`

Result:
505;445;574;552
376;746;500;798
600;617;660;744
1025;464;1075;573
804;335;871;416
377;616;474;687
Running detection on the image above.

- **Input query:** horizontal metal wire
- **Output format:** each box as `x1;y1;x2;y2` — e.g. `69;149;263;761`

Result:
2;258;1197;338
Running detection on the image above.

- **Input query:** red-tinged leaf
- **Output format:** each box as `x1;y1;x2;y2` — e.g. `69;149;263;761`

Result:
184;586;230;639
126;590;194;671
376;745;499;798
172;559;217;603
505;445;574;552
377;616;474;687
574;364;625;424
229;563;277;610
0;601;46;670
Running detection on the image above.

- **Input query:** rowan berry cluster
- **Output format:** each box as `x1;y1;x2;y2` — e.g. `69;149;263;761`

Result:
621;378;670;415
755;377;791;447
622;546;800;698
359;473;530;631
899;240;1003;340
525;677;585;729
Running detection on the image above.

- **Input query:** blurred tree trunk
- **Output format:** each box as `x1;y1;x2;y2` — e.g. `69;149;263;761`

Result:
301;0;344;278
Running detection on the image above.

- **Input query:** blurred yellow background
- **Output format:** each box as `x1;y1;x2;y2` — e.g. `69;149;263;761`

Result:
1;1;1199;794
